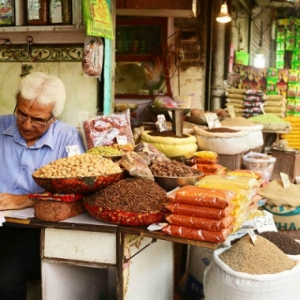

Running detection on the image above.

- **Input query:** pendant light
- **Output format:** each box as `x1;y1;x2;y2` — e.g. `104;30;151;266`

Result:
216;1;232;24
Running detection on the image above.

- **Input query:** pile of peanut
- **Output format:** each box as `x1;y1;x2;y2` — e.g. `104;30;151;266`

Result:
33;154;122;178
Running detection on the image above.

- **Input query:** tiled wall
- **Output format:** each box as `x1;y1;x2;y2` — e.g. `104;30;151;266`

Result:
0;44;98;129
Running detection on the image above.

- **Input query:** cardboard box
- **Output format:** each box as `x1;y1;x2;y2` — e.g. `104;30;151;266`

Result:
218;152;244;171
268;149;300;183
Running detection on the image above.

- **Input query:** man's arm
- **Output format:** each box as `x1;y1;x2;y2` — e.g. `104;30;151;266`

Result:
0;193;34;210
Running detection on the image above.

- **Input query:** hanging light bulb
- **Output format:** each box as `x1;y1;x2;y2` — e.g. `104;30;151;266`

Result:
254;46;265;68
216;1;232;24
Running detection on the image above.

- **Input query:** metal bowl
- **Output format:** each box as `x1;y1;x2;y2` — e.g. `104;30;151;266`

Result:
32;172;124;194
154;175;202;192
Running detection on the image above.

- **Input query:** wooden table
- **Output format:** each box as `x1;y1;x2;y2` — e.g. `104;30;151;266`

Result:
2;209;220;300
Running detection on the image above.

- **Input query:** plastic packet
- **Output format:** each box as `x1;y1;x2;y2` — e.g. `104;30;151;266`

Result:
82;36;103;80
79;111;135;150
118;151;154;181
82;0;114;39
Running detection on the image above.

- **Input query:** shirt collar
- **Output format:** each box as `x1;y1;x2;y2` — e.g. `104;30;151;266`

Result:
3;119;55;149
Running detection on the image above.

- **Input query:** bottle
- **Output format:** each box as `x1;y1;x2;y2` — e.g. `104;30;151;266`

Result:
0;0;15;26
49;0;72;25
27;0;48;25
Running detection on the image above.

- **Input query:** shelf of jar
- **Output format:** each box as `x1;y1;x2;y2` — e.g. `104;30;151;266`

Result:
0;25;85;33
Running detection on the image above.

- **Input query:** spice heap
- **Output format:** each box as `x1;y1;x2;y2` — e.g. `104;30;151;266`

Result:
258;231;300;255
219;235;296;275
84;178;167;213
150;160;202;177
83;178;168;225
248;113;290;131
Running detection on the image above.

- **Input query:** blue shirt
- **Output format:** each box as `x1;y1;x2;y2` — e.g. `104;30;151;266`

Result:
0;114;85;195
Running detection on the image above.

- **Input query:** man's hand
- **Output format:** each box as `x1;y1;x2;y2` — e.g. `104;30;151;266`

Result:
0;193;34;210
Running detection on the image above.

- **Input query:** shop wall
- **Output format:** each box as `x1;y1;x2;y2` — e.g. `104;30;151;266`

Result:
168;8;207;111
0;44;98;130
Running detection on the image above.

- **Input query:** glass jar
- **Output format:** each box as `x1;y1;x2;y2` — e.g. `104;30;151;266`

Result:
49;0;72;25
27;0;48;25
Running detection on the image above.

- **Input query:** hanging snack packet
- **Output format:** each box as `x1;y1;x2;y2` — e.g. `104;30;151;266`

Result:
82;0;114;40
82;36;104;79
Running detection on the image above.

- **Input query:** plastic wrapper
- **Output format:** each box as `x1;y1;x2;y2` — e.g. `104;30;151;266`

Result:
82;0;113;39
168;186;236;209
191;163;227;175
190;157;218;164
166;214;235;231
227;169;262;180
162;224;234;243
134;142;169;164
82;36;103;79
165;203;235;220
28;192;83;203
118;151;154;181
80;111;134;150
196;174;260;191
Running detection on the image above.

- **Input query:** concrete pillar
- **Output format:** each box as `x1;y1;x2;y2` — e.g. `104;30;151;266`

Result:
210;2;227;111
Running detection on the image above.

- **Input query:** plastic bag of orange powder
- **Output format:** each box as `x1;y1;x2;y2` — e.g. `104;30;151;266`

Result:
165;203;235;219
162;224;234;243
166;214;235;231
168;186;236;209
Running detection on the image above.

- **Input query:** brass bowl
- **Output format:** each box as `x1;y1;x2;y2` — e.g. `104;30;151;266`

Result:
32;172;123;194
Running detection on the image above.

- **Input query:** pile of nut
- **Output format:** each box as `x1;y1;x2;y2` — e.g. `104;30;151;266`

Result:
33;154;122;178
150;160;202;177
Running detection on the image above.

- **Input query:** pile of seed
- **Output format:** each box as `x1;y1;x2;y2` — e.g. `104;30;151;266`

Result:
150;160;202;177
221;116;256;127
83;178;168;212
87;145;124;156
258;231;300;255
219;235;296;275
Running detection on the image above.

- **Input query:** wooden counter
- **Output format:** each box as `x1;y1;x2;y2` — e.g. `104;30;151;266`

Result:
2;209;220;300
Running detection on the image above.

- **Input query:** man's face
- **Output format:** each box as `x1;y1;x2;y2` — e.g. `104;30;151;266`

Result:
14;96;54;146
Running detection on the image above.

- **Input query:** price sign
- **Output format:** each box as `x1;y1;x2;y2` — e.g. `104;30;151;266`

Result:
280;172;290;189
248;229;257;245
254;212;277;233
227;105;236;119
204;112;222;129
116;135;128;145
66;145;80;157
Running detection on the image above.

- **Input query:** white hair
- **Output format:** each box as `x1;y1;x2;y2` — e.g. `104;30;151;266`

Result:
16;72;66;117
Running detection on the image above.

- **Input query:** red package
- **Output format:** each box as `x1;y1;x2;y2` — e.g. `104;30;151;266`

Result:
168;186;236;209
192;163;227;175
162;224;233;243
28;192;84;203
83;114;134;149
190;157;218;165
166;214;234;231
165;203;235;219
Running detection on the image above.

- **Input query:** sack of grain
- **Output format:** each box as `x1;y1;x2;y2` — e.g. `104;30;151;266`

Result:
263;205;300;231
179;246;213;299
194;126;250;155
204;236;300;300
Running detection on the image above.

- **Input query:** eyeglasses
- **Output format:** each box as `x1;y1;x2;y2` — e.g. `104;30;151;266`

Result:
13;105;53;128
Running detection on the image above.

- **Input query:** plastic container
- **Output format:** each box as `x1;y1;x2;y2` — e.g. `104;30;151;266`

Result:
242;152;276;181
